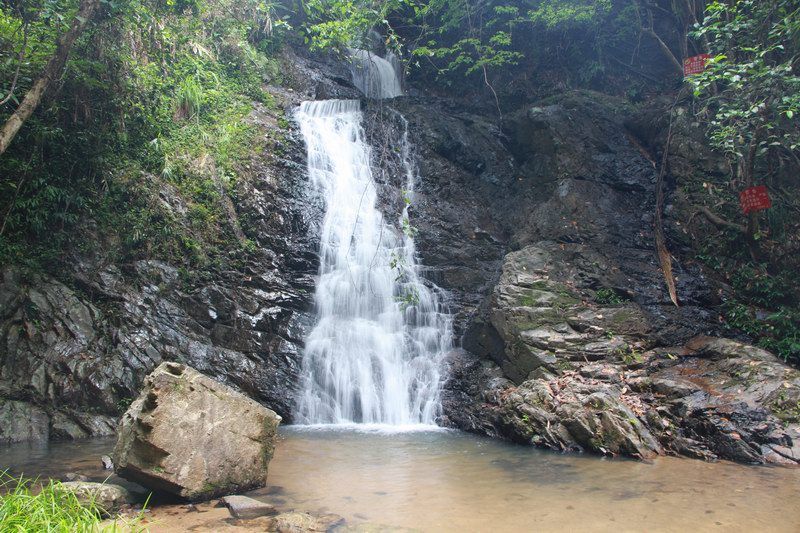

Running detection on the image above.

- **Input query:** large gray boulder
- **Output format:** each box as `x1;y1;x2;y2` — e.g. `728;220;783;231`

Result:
113;362;281;501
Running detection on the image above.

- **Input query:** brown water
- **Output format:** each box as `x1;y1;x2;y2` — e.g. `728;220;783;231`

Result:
2;427;799;532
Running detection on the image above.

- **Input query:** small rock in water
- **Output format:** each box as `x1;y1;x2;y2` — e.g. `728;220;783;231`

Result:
270;511;345;532
63;472;89;482
101;455;114;470
58;482;133;516
221;495;277;520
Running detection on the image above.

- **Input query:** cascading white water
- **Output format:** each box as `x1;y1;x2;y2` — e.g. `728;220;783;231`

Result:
295;99;451;426
348;49;403;99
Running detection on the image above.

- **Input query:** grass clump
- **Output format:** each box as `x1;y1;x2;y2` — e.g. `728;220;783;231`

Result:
0;472;144;532
594;287;626;305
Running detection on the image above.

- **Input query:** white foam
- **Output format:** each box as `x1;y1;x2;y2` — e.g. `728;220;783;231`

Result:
291;423;448;435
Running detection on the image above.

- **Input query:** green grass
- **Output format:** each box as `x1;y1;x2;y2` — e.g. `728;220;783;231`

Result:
0;473;145;532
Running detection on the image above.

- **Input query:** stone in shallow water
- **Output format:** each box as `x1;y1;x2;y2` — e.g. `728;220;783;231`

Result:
113;362;281;501
221;495;277;519
270;511;345;532
58;482;133;516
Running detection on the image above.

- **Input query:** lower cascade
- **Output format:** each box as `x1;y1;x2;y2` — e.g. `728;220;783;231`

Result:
295;99;451;426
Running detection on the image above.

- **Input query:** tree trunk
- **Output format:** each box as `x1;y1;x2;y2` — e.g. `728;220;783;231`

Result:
644;27;685;76
0;0;100;156
740;134;761;262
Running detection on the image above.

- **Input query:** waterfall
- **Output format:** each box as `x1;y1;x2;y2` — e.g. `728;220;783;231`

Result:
348;49;403;99
295;99;451;426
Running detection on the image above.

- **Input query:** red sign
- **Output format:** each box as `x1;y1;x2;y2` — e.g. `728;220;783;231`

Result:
739;185;772;215
684;54;711;76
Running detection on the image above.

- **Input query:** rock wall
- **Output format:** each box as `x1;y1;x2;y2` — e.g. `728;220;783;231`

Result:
393;89;799;464
0;51;348;442
2;49;798;465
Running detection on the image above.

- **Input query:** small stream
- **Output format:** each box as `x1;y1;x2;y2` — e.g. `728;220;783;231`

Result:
3;428;799;532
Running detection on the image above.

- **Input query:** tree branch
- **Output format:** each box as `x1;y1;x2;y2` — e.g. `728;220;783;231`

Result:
0;0;100;156
0;23;28;107
693;205;746;233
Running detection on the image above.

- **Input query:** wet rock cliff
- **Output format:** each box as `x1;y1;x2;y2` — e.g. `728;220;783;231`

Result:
390;91;799;465
1;49;798;465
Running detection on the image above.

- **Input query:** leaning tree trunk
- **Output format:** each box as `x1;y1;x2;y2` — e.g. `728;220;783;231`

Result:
0;0;100;156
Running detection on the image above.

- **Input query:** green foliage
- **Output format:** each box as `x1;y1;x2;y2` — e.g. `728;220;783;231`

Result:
613;344;644;365
697;245;800;364
721;263;800;363
594;287;626;305
400;215;418;238
685;0;800;365
729;263;794;308
299;0;657;95
528;0;611;28
303;0;406;51
396;286;420;309
691;0;800;176
410;1;526;78
725;302;800;364
175;76;204;120
0;0;286;269
0;472;144;531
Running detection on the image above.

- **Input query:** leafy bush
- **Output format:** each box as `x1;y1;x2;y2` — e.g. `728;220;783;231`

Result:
725;302;800;364
0;0;283;270
594;287;626;305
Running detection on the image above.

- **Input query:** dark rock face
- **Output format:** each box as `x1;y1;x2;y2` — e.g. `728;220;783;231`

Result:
363;98;512;337
387;89;799;464
0;56;345;441
457;247;800;463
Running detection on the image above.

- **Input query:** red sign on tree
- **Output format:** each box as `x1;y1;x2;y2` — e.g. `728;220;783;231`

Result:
684;54;711;76
739;185;772;215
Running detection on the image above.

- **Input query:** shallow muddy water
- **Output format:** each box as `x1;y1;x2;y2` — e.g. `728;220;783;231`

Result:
2;427;799;532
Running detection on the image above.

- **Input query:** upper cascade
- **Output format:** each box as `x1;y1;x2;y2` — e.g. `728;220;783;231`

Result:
348;49;403;99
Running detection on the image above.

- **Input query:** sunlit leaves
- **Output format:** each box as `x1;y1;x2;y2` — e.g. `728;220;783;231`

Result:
691;0;800;166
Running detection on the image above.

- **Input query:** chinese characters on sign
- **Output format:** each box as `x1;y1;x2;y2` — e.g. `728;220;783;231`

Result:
739;185;772;215
683;54;711;76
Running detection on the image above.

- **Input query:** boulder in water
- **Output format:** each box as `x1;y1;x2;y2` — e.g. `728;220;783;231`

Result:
113;362;281;501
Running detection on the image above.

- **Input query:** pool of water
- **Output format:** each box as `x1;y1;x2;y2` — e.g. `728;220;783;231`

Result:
2;427;799;532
